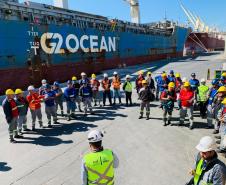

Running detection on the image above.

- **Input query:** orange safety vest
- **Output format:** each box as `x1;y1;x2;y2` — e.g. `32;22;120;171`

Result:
112;77;121;89
102;79;110;91
90;79;100;92
27;93;43;110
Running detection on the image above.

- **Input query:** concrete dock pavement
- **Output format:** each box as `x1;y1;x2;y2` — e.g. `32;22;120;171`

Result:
0;52;226;185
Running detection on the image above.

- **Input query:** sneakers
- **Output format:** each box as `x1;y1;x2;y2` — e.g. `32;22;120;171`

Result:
10;139;16;143
14;135;23;139
138;116;143;119
146;117;150;120
163;122;167;126
189;126;194;130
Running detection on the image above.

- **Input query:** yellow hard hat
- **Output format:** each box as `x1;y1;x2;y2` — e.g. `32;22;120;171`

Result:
5;89;14;95
72;76;77;81
222;72;226;77
142;80;147;84
15;89;23;95
168;82;175;88
161;73;167;77
222;98;226;105
183;81;190;87
175;73;181;78
147;71;152;76
138;70;144;75
91;73;96;78
218;86;226;93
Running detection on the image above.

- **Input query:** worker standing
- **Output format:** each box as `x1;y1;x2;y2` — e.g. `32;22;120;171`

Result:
72;76;82;112
159;73;170;96
101;73;112;106
185;136;226;185
80;72;90;86
197;78;209;119
146;72;155;94
64;80;77;121
79;81;94;116
123;75;133;106
179;81;195;129
168;70;176;83
112;71;122;105
207;79;219;133
43;84;57;127
155;71;166;101
2;89;23;143
160;82;177;126
175;73;183;110
26;85;43;131
189;73;200;109
81;130;119;185
90;73;101;106
138;80;152;120
15;89;30;134
52;81;64;117
135;70;145;94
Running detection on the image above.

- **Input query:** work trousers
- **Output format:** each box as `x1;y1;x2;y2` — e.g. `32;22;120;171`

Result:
113;89;121;104
45;106;57;124
207;104;214;127
179;106;194;127
125;91;132;106
140;101;150;117
83;97;93;114
18;115;27;133
199;101;207;118
219;123;226;150
75;96;82;110
66;101;76;116
8;117;18;140
30;108;43;128
55;100;64;114
92;91;101;106
155;86;160;100
103;90;112;106
163;108;172;123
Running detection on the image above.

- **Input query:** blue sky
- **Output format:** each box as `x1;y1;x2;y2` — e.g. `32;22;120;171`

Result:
19;0;226;31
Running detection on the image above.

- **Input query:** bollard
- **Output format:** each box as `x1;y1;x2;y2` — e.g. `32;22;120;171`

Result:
207;68;210;80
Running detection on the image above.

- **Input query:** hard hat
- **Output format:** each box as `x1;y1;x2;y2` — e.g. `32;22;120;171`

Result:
175;73;181;78
53;81;60;87
200;78;206;83
218;86;226;93
184;81;190;87
126;75;131;79
41;79;47;84
168;82;175;88
161;73;167;77
191;73;196;77
44;84;51;89
182;77;187;83
67;80;72;84
72;76;77;81
5;89;14;95
81;72;86;76
27;85;35;91
91;74;96;79
211;79;219;85
222;98;226;105
103;73;108;78
147;72;152;76
15;89;23;95
142;80;147;84
196;136;217;152
113;71;118;75
222;72;226;77
138;70;144;75
169;70;174;74
88;130;104;143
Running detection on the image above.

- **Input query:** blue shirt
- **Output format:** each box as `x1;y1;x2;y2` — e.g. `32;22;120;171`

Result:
44;91;56;107
168;75;176;83
155;75;162;87
158;78;170;92
80;86;92;98
189;79;200;91
64;87;77;101
208;88;218;105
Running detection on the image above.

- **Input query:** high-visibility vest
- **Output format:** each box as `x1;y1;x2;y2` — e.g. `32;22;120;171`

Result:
198;85;209;102
194;159;213;185
84;149;114;185
102;79;110;91
112;77;121;89
124;82;132;92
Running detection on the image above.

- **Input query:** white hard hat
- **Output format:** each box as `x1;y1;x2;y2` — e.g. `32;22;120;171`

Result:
113;71;118;75
81;72;86;76
200;78;206;83
103;73;108;78
126;75;131;79
88;130;104;143
27;85;35;91
196;136;217;152
182;77;187;83
41;79;47;84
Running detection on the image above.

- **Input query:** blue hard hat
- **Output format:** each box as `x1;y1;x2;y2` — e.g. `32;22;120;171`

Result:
170;70;174;74
67;80;72;84
212;79;219;85
53;81;59;86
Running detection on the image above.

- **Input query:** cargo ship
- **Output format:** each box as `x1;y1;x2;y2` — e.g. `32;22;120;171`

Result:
0;0;189;94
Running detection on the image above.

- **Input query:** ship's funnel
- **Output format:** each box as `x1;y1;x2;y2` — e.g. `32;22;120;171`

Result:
53;0;68;9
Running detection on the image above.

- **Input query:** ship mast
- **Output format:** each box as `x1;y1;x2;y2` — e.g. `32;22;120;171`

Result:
124;0;140;24
53;0;68;9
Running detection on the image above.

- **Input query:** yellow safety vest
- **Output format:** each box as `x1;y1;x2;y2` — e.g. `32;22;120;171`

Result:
198;85;209;102
125;82;132;92
84;149;114;185
194;159;213;185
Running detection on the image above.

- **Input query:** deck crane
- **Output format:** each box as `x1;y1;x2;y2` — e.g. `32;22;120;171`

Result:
124;0;140;24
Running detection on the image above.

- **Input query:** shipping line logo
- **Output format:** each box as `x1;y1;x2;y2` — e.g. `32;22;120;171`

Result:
28;31;117;55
